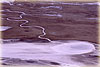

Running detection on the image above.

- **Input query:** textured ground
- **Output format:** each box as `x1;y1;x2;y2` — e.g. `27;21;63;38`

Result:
1;2;98;43
0;2;99;66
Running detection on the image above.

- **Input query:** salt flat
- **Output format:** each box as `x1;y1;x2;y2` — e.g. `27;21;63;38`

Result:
1;40;97;66
0;1;98;66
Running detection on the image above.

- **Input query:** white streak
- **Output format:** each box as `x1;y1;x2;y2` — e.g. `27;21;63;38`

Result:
0;26;12;31
0;0;15;3
6;9;31;28
34;26;51;42
0;0;15;5
41;6;62;10
43;14;62;17
4;9;51;41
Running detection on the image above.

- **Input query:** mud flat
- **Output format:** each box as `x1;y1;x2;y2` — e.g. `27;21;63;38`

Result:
1;2;98;43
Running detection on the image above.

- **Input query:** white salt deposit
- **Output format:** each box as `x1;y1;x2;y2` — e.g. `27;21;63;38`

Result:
1;40;96;66
2;40;95;58
51;41;95;55
0;0;15;3
43;14;62;17
0;26;12;31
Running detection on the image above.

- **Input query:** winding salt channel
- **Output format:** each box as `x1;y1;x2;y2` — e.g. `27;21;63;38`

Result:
1;9;52;42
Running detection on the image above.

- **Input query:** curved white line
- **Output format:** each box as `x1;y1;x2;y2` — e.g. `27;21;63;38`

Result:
6;9;30;28
4;9;51;42
34;26;51;42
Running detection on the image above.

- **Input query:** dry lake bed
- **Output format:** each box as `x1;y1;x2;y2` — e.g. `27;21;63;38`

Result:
0;1;99;67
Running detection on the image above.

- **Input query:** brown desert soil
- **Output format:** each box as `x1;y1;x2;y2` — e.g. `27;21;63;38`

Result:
1;2;98;43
